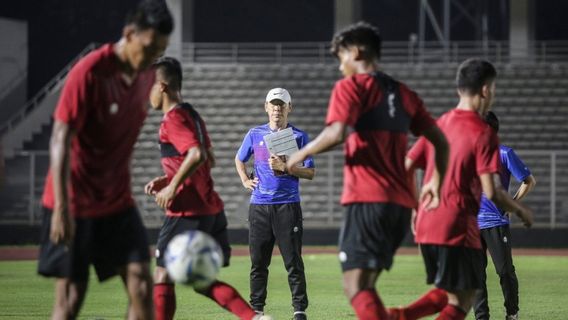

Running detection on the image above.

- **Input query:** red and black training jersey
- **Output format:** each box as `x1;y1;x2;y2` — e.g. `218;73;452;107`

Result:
408;109;501;249
42;44;154;218
326;72;436;208
159;103;223;217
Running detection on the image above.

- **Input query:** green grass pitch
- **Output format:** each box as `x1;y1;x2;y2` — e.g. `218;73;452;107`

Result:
0;252;567;319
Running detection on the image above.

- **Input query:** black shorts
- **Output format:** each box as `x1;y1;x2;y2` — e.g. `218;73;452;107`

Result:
338;203;411;272
37;207;150;282
155;211;231;268
420;244;485;291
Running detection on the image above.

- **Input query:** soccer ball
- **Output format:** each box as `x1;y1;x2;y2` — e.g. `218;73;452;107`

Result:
165;230;224;289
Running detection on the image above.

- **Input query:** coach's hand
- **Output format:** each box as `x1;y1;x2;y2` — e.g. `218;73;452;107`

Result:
155;184;176;209
243;177;259;191
269;154;287;173
50;207;75;246
145;175;168;195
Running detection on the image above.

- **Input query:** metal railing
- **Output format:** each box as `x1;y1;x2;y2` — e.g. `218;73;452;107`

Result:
182;40;568;65
0;43;98;137
2;149;567;229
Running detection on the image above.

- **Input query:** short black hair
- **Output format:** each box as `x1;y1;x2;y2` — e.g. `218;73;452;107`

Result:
154;57;182;91
330;21;382;61
456;58;497;95
125;0;174;35
485;111;500;132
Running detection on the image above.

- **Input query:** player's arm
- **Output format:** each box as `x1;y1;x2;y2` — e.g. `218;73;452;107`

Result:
49;120;75;245
286;121;347;170
287;164;315;180
155;144;207;209
269;155;315;180
419;125;449;209
480;173;533;227
207;147;216;168
235;157;258;191
405;156;420;235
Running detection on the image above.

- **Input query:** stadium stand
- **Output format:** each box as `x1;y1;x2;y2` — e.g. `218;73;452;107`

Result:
1;62;567;228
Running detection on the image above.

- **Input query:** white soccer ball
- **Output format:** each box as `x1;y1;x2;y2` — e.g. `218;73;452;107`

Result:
165;230;224;288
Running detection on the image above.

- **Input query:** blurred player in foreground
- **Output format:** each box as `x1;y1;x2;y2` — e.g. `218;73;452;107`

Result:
473;111;536;320
146;57;271;320
394;58;534;320
287;21;449;320
37;1;172;319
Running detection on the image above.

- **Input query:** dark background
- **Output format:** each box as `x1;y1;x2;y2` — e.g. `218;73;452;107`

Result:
1;0;567;99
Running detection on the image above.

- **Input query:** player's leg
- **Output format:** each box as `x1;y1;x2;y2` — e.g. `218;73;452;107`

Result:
273;202;308;318
484;225;519;318
193;211;259;320
248;204;276;313
38;208;90;319
473;229;491;320
51;278;88;320
389;245;448;320
93;207;153;320
428;245;484;320
195;281;258;320
119;262;154;320
343;268;390;319
339;203;410;319
437;290;476;320
153;216;195;320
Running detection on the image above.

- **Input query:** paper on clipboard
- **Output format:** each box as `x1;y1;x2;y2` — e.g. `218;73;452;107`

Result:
263;127;299;157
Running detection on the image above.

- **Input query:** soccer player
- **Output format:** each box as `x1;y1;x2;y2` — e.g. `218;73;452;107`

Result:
146;57;270;320
473;111;536;320
396;59;534;320
37;1;172;319
235;88;315;320
286;22;449;320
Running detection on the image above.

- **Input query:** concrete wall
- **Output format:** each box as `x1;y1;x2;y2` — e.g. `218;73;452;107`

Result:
0;18;27;121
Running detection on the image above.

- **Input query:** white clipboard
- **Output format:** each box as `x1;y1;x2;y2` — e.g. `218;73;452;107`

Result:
262;127;299;157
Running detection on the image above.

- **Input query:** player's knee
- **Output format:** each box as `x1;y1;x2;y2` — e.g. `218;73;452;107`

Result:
154;266;171;284
341;279;359;300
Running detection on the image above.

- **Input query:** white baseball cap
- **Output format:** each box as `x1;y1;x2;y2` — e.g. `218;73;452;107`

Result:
265;88;291;104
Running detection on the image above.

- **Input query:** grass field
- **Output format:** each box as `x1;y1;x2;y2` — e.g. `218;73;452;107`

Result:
1;252;567;319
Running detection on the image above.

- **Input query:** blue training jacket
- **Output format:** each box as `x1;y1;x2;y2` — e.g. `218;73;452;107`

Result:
478;145;531;229
236;123;314;204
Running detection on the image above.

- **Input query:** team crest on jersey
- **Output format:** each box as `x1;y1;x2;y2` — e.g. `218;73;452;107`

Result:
109;102;119;115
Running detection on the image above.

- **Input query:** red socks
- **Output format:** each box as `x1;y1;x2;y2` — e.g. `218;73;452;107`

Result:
201;281;257;320
350;289;389;320
436;304;467;320
154;283;176;320
403;288;448;320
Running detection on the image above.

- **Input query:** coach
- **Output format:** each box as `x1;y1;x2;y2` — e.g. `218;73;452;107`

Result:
235;88;315;320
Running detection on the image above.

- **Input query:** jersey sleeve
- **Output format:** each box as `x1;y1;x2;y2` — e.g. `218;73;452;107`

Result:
475;127;501;175
298;131;315;168
236;130;254;162
407;137;428;170
164;109;202;155
325;78;363;127
505;149;531;182
53;64;91;131
400;85;436;137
